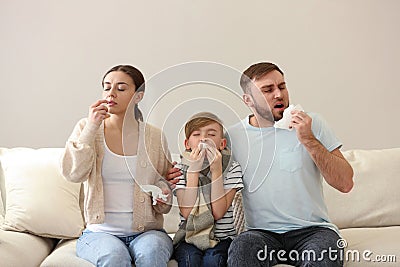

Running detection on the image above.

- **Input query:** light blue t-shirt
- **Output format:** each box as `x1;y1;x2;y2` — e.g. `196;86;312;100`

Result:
227;113;341;234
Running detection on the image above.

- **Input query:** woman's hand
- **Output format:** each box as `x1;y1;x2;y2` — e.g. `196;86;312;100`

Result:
165;162;181;189
155;188;171;205
88;99;110;127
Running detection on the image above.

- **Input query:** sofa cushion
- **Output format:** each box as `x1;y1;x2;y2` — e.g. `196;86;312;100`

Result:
0;228;56;266
0;192;4;224
323;148;400;229
340;226;400;266
0;158;5;221
40;239;94;267
0;147;84;239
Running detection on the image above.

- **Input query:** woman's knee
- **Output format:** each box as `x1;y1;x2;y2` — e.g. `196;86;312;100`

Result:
131;230;173;266
77;232;131;267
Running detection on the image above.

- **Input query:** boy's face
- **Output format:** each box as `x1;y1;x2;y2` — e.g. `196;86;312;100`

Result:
185;122;227;151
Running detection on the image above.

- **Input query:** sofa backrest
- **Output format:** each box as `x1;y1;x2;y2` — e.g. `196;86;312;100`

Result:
0;147;181;234
0;147;85;238
2;147;399;233
323;148;400;229
0;149;7;221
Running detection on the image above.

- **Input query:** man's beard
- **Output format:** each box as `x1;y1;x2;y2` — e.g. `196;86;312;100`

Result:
253;101;275;122
273;109;284;121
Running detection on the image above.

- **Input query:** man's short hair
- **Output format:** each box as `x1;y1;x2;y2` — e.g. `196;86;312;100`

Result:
185;112;224;139
240;62;284;94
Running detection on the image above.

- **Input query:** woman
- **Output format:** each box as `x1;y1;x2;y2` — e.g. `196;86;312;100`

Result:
61;65;173;267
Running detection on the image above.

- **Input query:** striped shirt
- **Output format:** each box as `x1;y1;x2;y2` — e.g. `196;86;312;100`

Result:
175;160;243;240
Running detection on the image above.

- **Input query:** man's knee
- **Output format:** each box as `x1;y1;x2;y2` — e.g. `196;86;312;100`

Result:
294;228;343;267
228;231;278;267
229;231;259;257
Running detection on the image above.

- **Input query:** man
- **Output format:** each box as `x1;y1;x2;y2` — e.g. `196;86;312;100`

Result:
225;62;353;266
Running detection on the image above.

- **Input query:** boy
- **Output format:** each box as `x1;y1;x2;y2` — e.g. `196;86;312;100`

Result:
173;112;243;267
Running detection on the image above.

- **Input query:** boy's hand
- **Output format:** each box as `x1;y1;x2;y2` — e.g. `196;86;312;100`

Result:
185;147;205;173
206;146;223;175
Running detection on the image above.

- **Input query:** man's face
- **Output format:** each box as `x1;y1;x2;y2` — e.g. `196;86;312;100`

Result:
247;70;289;121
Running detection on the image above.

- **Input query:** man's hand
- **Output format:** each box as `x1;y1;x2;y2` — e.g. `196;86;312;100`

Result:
290;110;316;145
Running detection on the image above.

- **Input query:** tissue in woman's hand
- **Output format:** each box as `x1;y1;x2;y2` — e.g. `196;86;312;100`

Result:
274;104;304;130
140;185;168;205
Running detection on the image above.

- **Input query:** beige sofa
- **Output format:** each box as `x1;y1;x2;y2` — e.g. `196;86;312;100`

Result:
1;147;399;266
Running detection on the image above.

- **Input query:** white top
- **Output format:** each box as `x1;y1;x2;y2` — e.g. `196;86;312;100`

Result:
86;141;138;236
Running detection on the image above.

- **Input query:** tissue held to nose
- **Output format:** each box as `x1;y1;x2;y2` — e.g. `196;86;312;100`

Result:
274;104;304;130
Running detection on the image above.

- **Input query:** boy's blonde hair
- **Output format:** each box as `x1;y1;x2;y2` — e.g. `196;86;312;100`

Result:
185;112;224;139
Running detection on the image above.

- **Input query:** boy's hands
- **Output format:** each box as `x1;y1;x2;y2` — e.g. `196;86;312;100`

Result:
186;147;205;173
206;146;223;175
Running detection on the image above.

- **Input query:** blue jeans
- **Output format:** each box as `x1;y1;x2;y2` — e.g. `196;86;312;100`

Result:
173;238;232;267
77;229;173;267
228;226;343;267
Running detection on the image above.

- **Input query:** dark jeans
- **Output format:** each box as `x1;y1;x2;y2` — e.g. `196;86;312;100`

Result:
227;226;343;267
174;238;232;267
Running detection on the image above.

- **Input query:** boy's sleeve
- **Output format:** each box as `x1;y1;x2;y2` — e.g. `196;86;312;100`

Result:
172;163;187;195
223;161;244;191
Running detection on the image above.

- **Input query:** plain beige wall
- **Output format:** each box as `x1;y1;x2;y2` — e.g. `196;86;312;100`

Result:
1;0;399;152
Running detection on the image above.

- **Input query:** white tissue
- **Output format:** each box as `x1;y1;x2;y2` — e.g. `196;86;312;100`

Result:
140;185;168;205
198;139;216;151
198;141;208;150
274;104;304;130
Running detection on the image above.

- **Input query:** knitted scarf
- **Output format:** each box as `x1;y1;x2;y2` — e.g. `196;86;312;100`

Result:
173;150;231;250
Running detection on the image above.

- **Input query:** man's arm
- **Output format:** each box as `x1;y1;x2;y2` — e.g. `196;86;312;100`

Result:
304;141;353;193
291;111;354;193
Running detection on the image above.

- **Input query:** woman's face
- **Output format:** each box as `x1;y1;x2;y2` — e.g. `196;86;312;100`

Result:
102;71;142;116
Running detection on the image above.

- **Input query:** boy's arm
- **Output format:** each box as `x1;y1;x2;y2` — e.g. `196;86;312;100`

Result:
209;149;238;220
211;185;237;221
176;171;199;219
176;148;205;219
